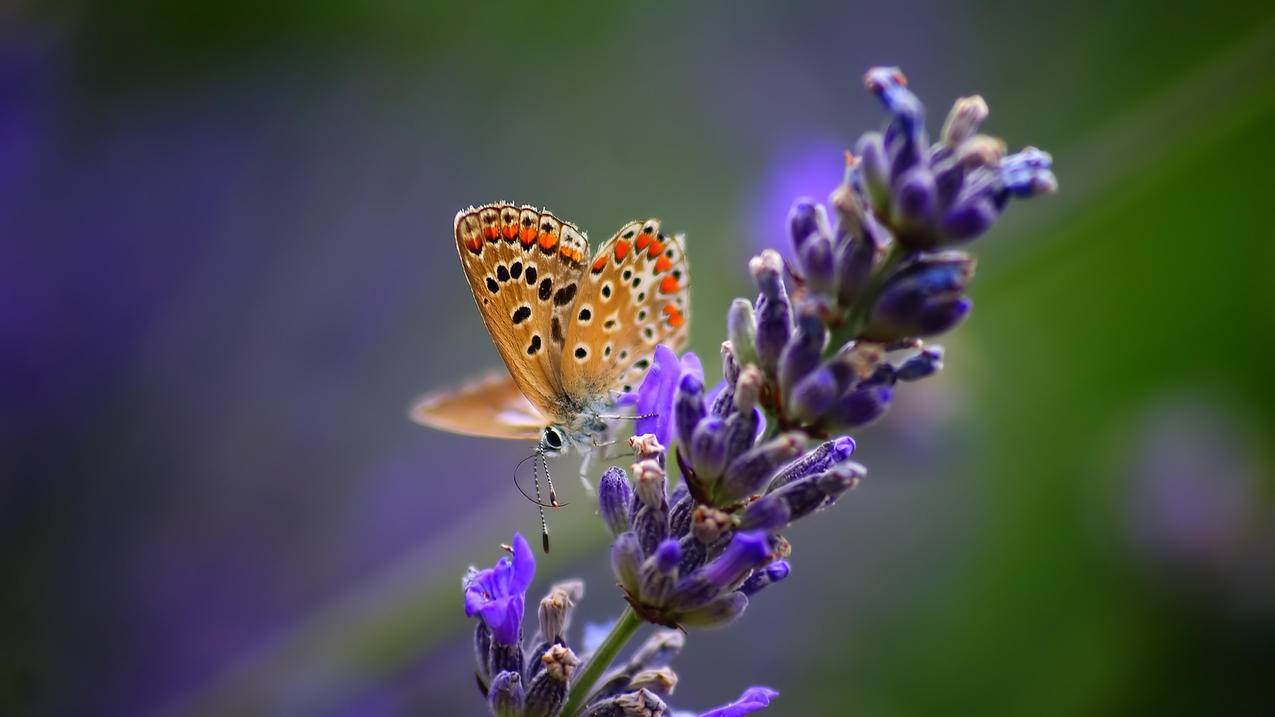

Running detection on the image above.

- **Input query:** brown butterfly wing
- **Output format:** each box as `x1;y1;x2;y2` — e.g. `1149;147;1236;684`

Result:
454;203;589;423
409;372;546;440
559;218;691;401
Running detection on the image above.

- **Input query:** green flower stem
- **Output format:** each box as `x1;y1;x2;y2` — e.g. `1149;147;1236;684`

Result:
560;605;643;717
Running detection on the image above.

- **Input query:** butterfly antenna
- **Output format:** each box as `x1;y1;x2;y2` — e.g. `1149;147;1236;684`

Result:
535;447;552;553
512;453;558;510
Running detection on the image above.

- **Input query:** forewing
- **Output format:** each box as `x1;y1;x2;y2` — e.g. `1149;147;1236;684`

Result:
560;218;691;399
409;372;546;440
454;203;589;421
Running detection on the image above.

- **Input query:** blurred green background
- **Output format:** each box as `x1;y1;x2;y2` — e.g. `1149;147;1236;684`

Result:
4;1;1274;715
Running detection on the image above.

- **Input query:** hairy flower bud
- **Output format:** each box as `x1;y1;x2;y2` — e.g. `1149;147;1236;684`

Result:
767;436;856;491
524;645;579;717
538;580;583;644
749;250;792;374
896;345;944;381
941;95;989;148
599;467;633;537
488;671;524;717
673;373;707;450
720;433;804;503
726;299;758;368
778;304;828;401
739;561;791;596
612;532;643;596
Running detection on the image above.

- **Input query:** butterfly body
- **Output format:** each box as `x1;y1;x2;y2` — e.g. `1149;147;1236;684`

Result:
412;202;690;451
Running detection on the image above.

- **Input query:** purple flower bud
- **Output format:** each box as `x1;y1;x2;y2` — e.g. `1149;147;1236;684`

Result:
777;304;828;401
727;299;758;367
939;195;999;242
865;253;975;341
738;561;791;596
768;463;865;522
828;384;892;429
893;165;937;227
798;233;836;294
855;132;891;215
668;489;694;537
489;639;524;680
700;530;773;591
612;532;643;596
674;373;707;449
488;671;524;717
679;591;749;629
720;433;805;503
634;502;670;558
738;494;791;531
766;436;856;491
677;534;707;574
895;345;944;381
640;539;682;605
473;622;492;680
524;645;578;717
788;366;838;424
864;66;924;131
834;230;879;308
599;466;633;537
749;250;792;374
788;198;831;254
690;417;729;481
816;462;866;506
917;296;972;336
1001;146;1057;198
698;686;780;717
721;406;761;469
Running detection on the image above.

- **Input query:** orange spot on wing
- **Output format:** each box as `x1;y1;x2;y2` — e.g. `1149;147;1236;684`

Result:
663;304;684;327
635;234;651;251
654;255;672;273
538;232;559;252
483;226;499;241
520;227;538;246
647;240;664;258
614;240;631;261
592;256;607;273
465;238;482;254
502;224;518;240
659;275;679;294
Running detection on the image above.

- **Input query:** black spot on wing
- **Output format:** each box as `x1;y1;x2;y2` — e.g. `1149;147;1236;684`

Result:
553;283;577;306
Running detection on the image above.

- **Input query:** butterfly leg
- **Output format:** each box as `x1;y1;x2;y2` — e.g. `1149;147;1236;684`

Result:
577;447;600;497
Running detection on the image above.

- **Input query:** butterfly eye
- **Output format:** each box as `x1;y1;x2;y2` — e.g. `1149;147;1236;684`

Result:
542;427;565;451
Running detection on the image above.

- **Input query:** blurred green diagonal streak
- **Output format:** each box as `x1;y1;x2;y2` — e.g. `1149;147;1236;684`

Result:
791;23;1275;717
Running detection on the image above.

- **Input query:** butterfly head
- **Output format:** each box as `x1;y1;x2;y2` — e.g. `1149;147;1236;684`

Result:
539;425;570;457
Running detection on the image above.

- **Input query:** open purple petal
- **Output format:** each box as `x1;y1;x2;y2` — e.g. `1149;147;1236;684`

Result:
508;532;535;594
699;686;779;717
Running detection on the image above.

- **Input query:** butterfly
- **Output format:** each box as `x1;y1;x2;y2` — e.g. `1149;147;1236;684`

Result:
410;203;691;547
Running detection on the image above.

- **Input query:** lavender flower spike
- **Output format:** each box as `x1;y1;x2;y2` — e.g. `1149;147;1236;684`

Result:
464;533;536;645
